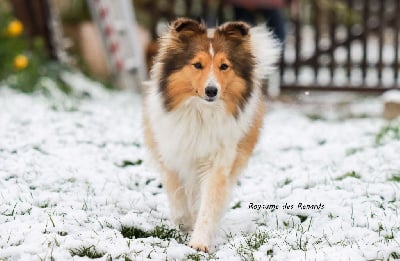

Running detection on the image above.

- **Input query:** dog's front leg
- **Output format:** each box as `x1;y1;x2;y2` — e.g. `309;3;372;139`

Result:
189;167;231;252
162;170;192;232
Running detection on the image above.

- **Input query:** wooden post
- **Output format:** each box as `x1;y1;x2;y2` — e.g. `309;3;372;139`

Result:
361;0;369;86
313;0;320;82
377;0;385;85
294;0;301;82
394;0;400;86
346;0;353;83
329;2;336;85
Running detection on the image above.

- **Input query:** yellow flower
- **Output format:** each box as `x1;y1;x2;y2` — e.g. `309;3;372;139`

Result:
7;20;24;37
13;55;29;70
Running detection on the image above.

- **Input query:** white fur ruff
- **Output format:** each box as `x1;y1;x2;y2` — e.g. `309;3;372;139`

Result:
146;84;262;181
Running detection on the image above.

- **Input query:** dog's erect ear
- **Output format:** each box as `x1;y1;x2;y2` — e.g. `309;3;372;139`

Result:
171;18;205;34
217;21;250;39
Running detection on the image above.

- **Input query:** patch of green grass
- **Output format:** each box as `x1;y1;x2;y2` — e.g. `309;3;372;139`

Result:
283;178;292;186
69;245;105;259
389;174;400;182
120;226;148;239
33;145;49;155
115;254;134;261
375;122;400;145
347;113;371;119
234;230;270;261
377;223;384;237
152;225;185;242
66;177;76;183
186;253;203;261
335;171;361;181
232;201;241;209
1;203;17;216
328;213;338;220
296;215;308;223
185;253;218;260
283;220;291;228
390;252;400;259
4;175;17;181
245;231;269;250
145;178;155;185
306;113;326;121
1;203;32;216
277;177;292;188
39;202;49;208
292;231;309;251
120;224;186;243
345;147;364;156
116;159;143;168
384;231;394;242
281;146;303;152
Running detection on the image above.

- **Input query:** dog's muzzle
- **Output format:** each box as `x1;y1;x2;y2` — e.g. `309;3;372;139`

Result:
205;86;218;102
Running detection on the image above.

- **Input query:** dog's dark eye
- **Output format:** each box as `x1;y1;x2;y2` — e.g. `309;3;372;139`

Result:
193;62;203;69
220;63;229;70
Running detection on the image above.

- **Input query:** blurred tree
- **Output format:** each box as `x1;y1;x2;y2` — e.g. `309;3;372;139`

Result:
0;2;70;93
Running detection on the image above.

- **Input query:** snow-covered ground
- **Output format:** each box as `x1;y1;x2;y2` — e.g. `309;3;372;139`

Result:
0;73;399;261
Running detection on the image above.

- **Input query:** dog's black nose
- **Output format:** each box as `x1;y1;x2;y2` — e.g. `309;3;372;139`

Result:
205;86;218;98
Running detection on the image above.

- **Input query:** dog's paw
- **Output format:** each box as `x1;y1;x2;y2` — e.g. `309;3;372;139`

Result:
188;235;210;253
188;241;209;253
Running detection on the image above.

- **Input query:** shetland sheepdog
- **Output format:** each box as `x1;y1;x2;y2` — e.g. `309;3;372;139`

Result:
143;18;280;252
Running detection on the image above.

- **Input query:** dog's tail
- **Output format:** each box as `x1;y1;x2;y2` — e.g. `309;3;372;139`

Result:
250;25;282;80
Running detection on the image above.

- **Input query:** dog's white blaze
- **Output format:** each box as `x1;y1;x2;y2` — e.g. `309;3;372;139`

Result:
209;42;214;57
206;73;220;89
205;43;221;93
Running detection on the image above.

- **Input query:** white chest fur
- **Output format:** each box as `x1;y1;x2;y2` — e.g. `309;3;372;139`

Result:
146;86;262;182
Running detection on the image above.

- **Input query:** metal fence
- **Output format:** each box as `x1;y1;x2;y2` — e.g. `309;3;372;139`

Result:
282;0;400;91
136;0;400;91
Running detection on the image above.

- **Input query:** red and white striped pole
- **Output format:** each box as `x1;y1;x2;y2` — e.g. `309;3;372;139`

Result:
87;0;145;89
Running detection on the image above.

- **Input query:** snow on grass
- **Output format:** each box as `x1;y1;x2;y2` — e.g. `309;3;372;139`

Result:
0;73;399;260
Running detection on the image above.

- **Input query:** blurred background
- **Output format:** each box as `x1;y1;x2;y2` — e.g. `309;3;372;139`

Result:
1;0;399;97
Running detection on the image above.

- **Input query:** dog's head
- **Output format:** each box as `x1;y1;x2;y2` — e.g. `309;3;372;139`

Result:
151;18;280;116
